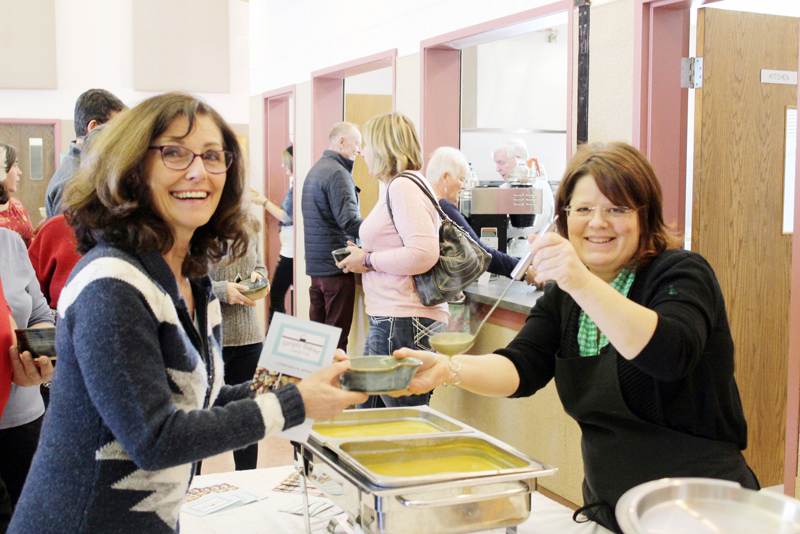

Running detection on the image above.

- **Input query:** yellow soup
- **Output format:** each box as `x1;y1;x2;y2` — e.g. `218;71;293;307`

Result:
363;454;504;477
314;420;441;439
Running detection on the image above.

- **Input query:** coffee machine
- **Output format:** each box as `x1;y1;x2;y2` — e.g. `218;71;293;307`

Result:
459;185;542;256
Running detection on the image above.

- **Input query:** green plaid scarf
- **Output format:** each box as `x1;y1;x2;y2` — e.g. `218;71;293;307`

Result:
576;269;635;356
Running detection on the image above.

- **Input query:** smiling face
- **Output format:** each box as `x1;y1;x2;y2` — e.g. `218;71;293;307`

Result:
567;174;640;282
145;114;226;245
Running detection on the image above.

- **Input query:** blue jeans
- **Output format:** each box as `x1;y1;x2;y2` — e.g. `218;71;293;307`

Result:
357;315;445;409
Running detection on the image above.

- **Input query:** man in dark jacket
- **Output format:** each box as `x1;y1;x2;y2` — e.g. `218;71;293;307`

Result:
301;122;363;350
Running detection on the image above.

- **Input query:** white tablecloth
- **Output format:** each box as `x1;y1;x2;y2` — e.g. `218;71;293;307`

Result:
180;466;612;534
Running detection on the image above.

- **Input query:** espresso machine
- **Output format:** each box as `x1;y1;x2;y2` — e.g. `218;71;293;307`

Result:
459;183;542;256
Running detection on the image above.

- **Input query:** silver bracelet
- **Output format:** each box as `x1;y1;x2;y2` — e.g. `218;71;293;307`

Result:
442;358;462;388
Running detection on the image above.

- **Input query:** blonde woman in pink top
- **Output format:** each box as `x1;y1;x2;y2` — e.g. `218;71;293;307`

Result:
337;112;448;408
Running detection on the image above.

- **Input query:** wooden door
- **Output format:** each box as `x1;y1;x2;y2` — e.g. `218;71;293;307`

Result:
0;123;56;228
345;94;393;217
693;8;799;487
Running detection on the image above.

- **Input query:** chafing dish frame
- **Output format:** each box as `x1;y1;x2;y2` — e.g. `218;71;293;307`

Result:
295;407;557;534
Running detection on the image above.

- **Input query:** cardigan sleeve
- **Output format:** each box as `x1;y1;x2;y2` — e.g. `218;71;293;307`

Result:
632;252;724;382
493;284;562;397
371;178;440;275
61;276;269;471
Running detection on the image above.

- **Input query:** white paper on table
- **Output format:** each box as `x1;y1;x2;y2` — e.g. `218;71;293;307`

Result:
182;493;243;516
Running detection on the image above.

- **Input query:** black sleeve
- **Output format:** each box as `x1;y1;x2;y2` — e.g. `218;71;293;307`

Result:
493;284;562;397
633;253;722;381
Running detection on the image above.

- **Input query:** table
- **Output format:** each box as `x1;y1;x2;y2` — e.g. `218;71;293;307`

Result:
180;466;612;534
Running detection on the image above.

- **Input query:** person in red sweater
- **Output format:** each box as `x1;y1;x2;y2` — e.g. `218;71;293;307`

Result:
28;215;81;310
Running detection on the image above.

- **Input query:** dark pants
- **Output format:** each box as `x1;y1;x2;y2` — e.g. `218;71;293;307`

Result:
223;342;263;470
0;414;44;508
309;274;356;351
0;475;10;534
268;255;294;326
357;315;445;409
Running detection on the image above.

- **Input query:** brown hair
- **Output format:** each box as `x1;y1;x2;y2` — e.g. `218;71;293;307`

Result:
362;112;422;180
0;142;16;204
63;92;252;278
555;142;681;270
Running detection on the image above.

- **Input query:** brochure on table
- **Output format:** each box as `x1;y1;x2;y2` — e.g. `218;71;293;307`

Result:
257;313;341;442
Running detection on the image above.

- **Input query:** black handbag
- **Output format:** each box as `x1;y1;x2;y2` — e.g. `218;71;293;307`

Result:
385;172;490;307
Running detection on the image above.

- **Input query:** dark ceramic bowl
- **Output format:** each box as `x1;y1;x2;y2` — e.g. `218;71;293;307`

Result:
339;356;422;394
15;327;56;360
239;278;270;300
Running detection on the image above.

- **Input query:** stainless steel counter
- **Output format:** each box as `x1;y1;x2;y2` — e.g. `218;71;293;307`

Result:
462;278;544;316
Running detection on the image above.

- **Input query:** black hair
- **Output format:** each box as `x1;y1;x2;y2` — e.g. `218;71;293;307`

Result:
74;89;126;138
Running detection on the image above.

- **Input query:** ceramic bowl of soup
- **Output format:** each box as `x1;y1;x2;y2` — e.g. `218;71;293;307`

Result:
339;356;422;394
238;277;270;300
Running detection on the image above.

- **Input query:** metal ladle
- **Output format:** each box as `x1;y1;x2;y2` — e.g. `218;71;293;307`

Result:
429;216;558;357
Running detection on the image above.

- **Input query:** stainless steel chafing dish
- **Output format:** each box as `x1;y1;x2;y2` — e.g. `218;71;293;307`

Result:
295;407;557;534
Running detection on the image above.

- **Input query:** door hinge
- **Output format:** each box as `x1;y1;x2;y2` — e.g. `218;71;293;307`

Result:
681;57;703;89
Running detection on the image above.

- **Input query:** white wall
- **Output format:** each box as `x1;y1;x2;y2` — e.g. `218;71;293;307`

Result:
476;25;569;130
249;0;558;95
0;0;250;131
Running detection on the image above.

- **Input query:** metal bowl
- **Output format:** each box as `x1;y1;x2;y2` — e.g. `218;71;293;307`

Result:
14;327;56;360
339;356;422;394
616;478;800;534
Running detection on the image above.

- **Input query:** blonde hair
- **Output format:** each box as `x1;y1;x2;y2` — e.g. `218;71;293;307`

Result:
362;112;422;180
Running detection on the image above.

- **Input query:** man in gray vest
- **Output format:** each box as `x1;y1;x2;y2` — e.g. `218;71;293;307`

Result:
301;122;363;350
45;89;125;218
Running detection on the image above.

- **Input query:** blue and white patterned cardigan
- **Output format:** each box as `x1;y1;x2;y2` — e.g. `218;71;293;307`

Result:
10;244;304;534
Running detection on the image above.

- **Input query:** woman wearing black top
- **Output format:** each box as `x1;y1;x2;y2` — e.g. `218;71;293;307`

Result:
393;142;758;533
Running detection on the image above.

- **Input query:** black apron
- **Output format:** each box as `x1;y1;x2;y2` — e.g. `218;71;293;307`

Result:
554;347;758;533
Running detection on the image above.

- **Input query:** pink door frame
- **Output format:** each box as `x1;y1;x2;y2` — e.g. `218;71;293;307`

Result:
0;118;61;171
310;49;397;160
420;0;574;170
262;85;296;324
635;0;800;495
633;0;691;236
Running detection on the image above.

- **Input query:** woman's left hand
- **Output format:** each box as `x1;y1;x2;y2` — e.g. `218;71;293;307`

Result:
528;231;592;293
9;346;53;386
336;240;368;274
226;282;256;307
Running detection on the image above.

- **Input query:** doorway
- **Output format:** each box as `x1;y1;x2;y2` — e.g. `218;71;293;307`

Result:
262;86;295;331
0;121;58;228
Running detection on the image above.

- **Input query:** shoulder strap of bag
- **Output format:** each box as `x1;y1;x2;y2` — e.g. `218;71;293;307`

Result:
385;172;453;237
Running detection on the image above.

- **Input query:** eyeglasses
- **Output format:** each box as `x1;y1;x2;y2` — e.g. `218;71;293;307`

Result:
149;145;234;174
564;205;637;220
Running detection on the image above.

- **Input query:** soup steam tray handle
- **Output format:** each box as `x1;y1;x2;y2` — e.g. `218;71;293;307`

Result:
395;480;529;508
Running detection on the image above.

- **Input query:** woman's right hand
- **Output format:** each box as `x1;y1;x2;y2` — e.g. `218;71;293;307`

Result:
226;282;255;307
389;347;451;396
296;360;368;421
336;241;368;274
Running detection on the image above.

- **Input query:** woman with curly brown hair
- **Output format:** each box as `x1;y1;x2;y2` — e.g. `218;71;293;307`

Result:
9;93;366;534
